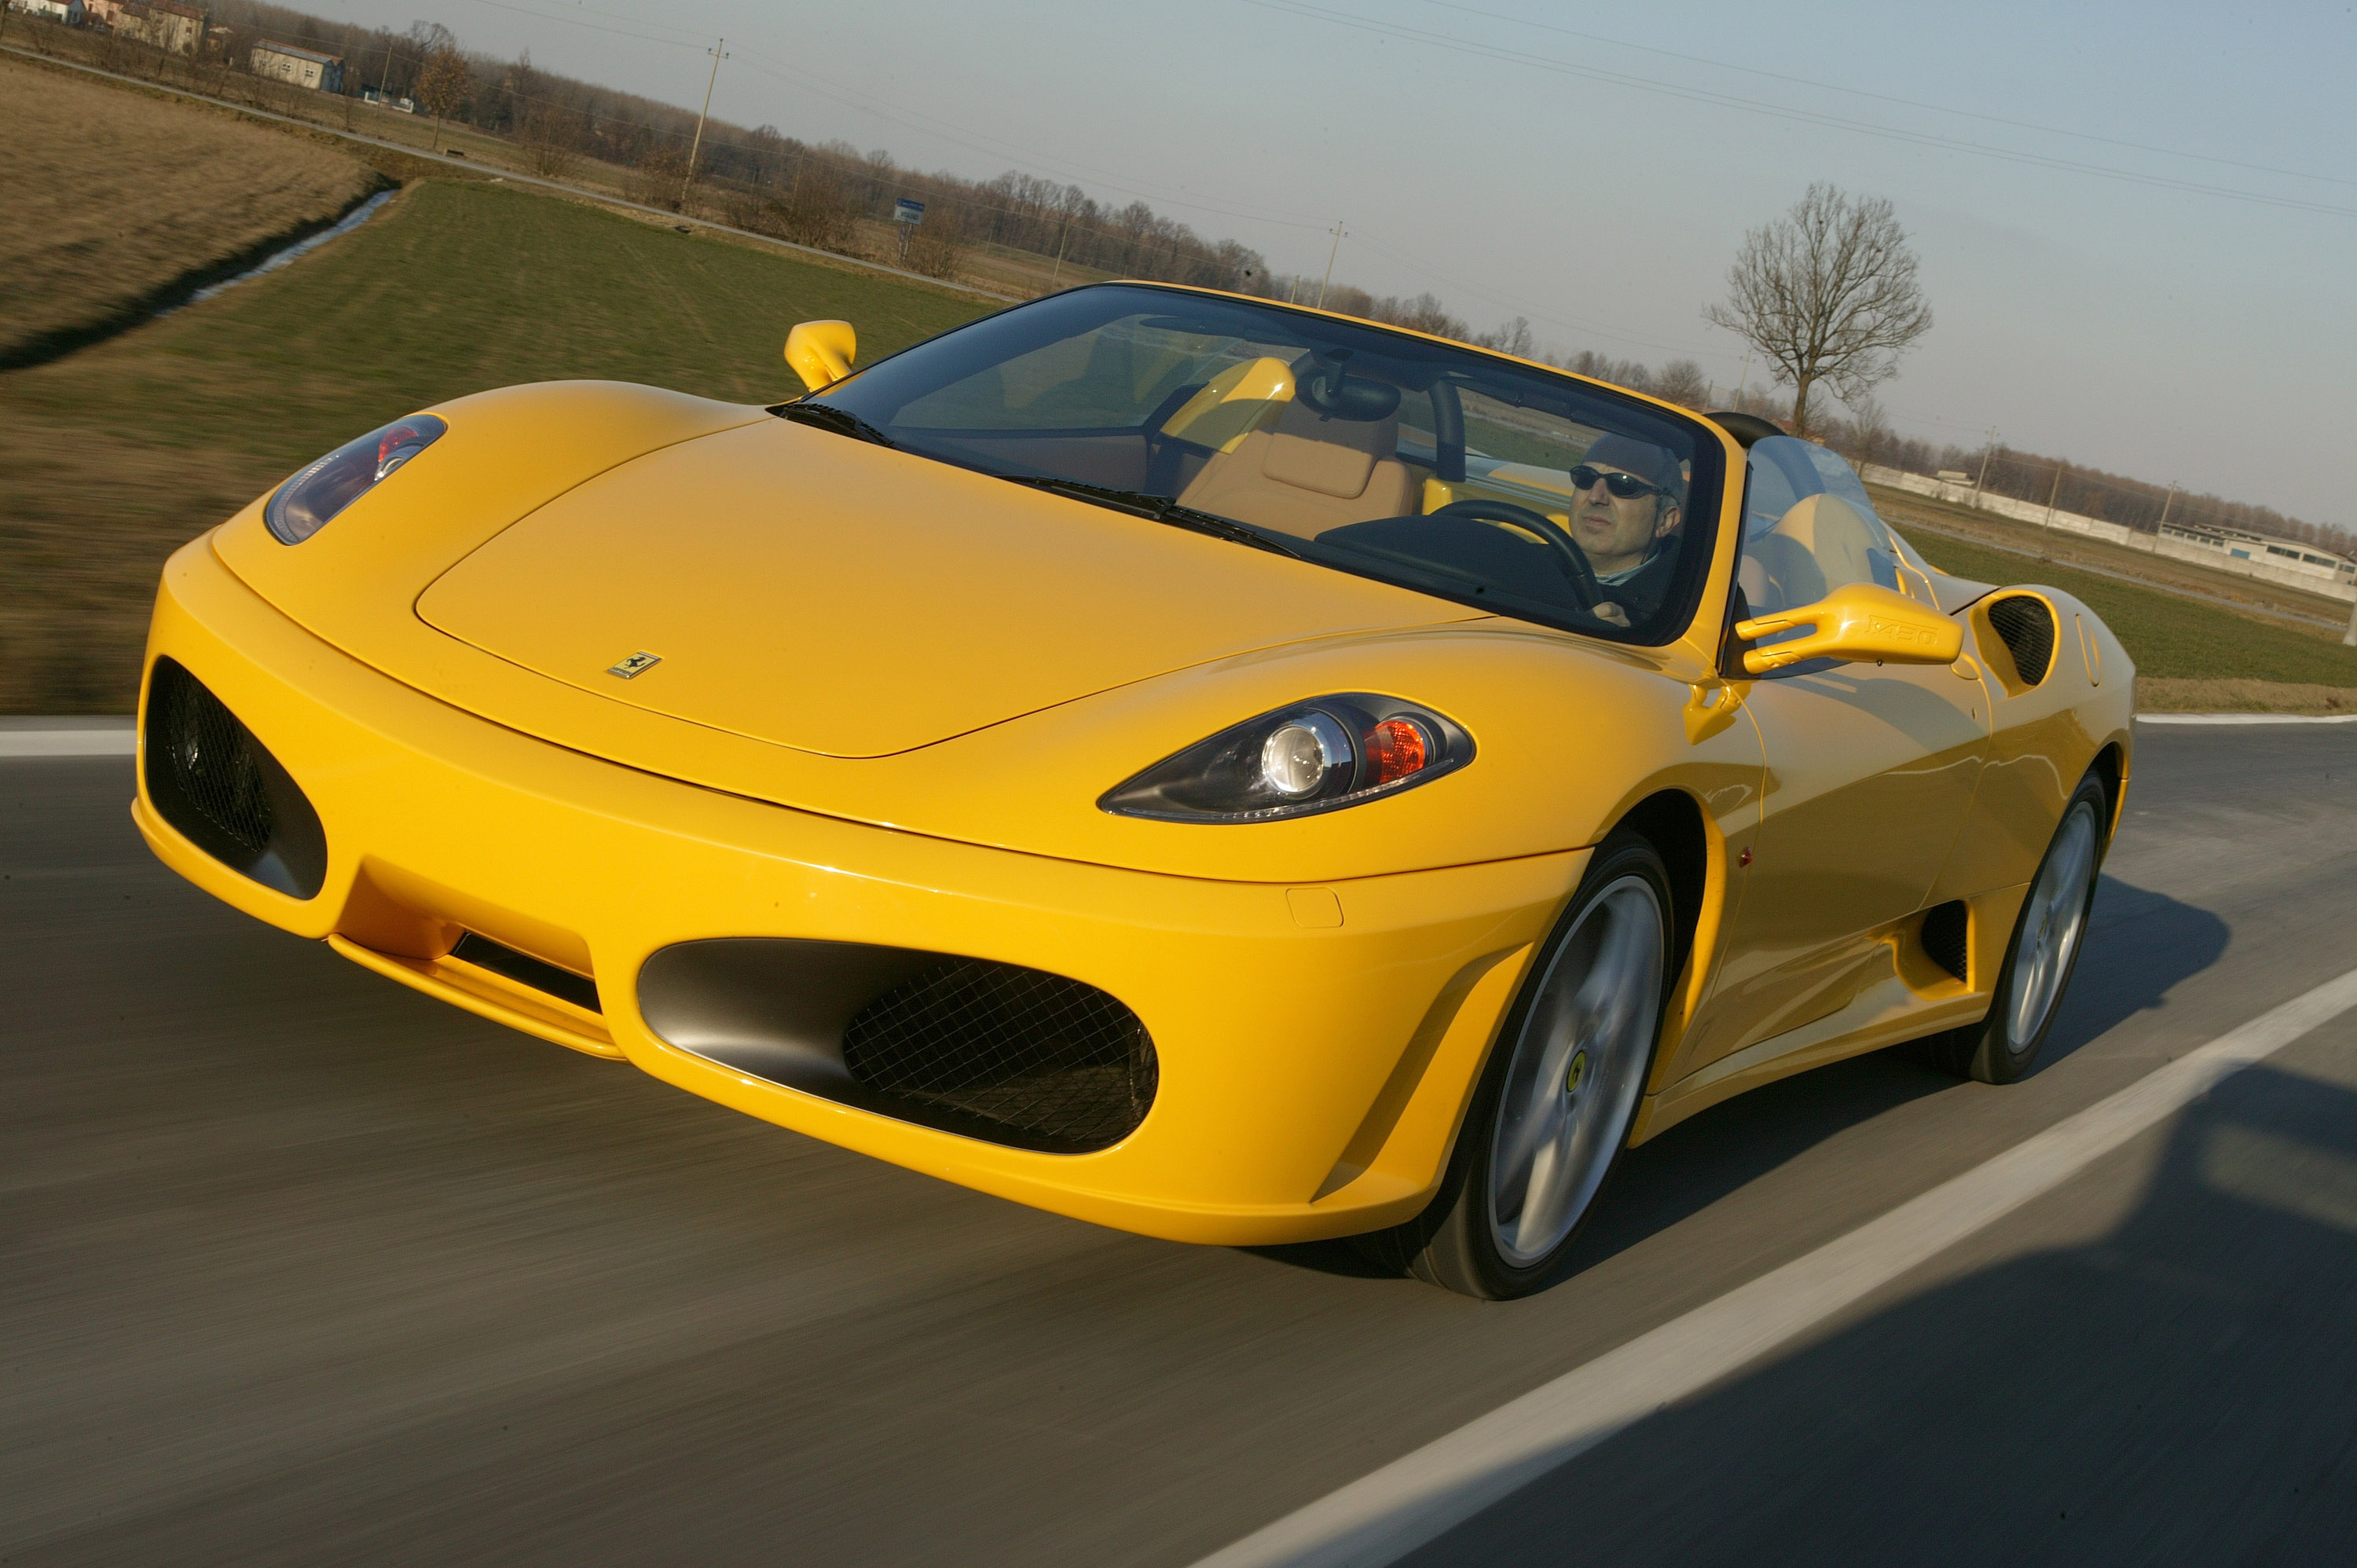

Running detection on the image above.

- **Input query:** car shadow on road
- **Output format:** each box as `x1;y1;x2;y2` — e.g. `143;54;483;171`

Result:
1251;873;2228;1284
1396;1059;2357;1566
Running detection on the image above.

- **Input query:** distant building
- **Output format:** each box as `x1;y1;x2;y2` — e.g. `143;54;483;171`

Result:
115;0;204;53
250;39;344;93
82;0;126;24
2159;520;2357;585
12;0;89;23
360;88;416;113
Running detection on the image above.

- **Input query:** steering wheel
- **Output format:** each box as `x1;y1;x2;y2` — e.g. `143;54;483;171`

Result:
1428;498;1604;612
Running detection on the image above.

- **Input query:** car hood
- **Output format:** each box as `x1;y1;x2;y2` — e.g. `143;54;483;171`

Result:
414;418;1467;758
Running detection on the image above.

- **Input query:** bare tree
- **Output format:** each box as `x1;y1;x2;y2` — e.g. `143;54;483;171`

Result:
516;107;581;180
1704;183;1932;436
412;32;470;154
1652;358;1710;407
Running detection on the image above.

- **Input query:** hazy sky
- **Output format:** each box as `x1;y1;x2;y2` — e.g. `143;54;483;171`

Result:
320;0;2354;526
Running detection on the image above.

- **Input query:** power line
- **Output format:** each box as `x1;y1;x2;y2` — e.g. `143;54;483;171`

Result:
1244;0;2357;221
1417;0;2357;194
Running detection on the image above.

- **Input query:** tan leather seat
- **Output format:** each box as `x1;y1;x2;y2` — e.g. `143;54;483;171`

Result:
1176;394;1417;540
1740;493;1884;614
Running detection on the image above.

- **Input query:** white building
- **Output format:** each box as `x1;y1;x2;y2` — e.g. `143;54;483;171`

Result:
2158;521;2356;587
250;40;344;93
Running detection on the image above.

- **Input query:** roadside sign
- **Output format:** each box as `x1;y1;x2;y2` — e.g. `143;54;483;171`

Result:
893;198;925;226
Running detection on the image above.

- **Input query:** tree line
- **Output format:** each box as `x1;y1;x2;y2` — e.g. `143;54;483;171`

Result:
37;1;2343;560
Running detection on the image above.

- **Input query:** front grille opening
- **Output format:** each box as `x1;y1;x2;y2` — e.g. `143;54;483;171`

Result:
144;658;328;899
449;932;601;1013
1986;596;2055;686
1920;899;1970;983
842;960;1157;1154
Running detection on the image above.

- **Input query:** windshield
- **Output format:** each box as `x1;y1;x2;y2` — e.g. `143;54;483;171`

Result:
800;284;1725;644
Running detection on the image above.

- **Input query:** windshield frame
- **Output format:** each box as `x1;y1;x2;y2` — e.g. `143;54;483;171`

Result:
783;281;1732;649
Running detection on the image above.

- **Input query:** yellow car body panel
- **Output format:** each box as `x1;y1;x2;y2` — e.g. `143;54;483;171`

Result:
137;291;2134;1247
137;540;1591;1243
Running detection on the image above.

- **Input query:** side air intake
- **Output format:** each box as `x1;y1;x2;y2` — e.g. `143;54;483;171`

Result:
1986;595;2056;686
1920;899;1970;983
842;961;1157;1153
636;939;1159;1154
144;658;328;899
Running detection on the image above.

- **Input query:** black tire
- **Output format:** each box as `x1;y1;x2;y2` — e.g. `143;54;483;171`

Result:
1360;830;1677;1300
1928;772;2110;1084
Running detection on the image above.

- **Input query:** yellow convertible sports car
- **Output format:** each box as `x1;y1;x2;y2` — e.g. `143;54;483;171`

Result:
135;282;2131;1298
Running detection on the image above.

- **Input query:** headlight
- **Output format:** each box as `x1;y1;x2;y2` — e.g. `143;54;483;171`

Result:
1100;694;1472;822
263;413;448;544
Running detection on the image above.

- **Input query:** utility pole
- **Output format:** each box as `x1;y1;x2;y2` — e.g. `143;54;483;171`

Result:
1972;427;1997;510
1317;222;1346;309
679;38;728;211
1048;217;1071;288
1733;352;1753;407
2154;481;2176;553
2044;465;2063;529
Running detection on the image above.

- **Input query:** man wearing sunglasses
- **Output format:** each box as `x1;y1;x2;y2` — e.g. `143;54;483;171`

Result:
1566;434;1684;627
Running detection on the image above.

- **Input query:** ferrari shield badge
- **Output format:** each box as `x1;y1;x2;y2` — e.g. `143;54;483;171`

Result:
607;651;662;680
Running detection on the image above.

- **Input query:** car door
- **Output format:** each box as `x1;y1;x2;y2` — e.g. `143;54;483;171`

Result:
1675;438;1991;1075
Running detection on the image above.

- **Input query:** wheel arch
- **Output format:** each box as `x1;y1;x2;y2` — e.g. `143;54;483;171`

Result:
1611;787;1708;987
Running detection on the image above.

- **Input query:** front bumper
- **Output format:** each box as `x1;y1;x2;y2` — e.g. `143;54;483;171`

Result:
135;537;1583;1244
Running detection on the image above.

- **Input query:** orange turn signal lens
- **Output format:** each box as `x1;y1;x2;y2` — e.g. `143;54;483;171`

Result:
1366;718;1430;786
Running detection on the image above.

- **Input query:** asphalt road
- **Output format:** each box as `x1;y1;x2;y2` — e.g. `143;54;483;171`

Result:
5;724;2355;1566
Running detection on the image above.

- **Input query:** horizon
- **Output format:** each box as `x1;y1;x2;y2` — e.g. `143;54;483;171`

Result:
294;0;2354;531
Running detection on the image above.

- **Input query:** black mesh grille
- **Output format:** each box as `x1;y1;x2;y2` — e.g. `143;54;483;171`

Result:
1921;899;1970;983
144;659;328;899
1987;595;2055;686
841;961;1157;1153
152;659;273;857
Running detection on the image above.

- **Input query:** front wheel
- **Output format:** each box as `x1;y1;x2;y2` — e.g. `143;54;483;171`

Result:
1370;832;1673;1299
1930;774;2108;1084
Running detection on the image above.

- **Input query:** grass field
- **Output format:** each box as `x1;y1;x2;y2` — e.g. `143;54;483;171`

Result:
5;46;2348;717
0;53;376;365
1869;482;2349;632
0;177;990;711
1905;532;2357;699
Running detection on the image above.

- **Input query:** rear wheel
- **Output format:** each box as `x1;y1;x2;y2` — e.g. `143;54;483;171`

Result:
1369;832;1673;1299
1930;774;2108;1084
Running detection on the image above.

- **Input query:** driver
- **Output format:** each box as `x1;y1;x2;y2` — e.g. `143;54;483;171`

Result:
1565;434;1684;626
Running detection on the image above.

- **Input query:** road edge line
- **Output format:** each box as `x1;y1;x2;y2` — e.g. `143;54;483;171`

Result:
1190;965;2357;1568
0;731;138;758
2138;713;2357;726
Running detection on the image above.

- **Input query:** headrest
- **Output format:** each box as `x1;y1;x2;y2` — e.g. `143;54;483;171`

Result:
1296;361;1402;422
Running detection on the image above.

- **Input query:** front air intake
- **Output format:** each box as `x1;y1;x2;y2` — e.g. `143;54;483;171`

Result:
842;960;1157;1153
144;658;328;899
1986;596;2056;686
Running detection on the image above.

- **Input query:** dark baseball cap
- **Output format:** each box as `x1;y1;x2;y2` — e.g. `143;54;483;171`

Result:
1582;434;1684;499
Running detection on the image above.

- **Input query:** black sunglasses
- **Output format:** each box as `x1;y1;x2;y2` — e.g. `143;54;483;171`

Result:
1569;463;1671;500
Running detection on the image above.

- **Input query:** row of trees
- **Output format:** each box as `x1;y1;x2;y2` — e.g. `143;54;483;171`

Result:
36;0;2337;559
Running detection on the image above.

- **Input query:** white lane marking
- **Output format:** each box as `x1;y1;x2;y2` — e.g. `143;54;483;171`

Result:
0;731;137;758
2139;713;2357;726
1193;965;2357;1568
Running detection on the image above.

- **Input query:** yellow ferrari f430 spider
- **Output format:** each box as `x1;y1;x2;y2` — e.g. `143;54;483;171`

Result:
136;283;2131;1298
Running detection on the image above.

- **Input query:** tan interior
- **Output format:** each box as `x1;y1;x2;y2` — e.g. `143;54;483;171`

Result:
1740;493;1883;614
1176;395;1417;540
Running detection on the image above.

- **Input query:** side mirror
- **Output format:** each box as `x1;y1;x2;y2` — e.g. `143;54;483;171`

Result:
1734;581;1963;676
784;320;856;392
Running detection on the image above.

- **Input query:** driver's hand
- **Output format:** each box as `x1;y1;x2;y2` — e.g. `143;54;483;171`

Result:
1594;601;1631;628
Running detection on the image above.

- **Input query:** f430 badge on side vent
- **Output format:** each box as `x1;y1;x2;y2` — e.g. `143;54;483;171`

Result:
607;651;662;680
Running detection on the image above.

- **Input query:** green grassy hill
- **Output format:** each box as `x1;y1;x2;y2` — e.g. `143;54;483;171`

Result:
1908;532;2357;691
0;178;990;710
